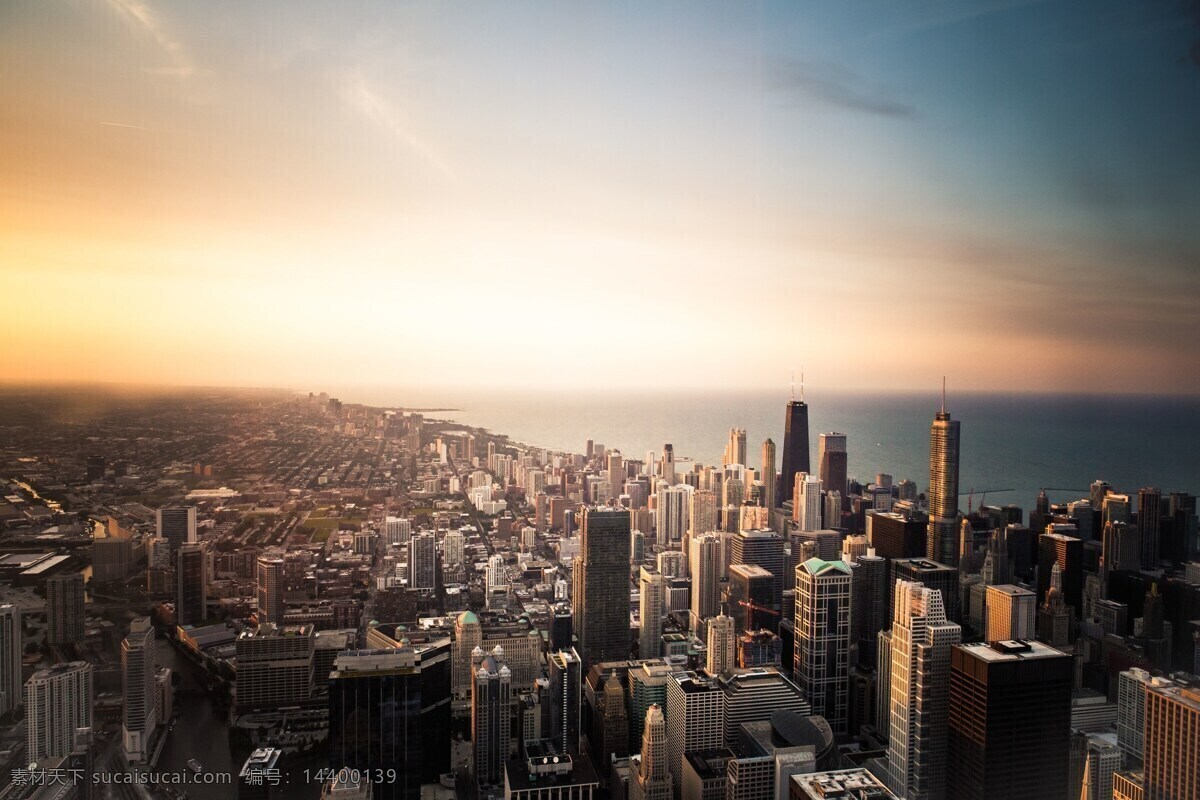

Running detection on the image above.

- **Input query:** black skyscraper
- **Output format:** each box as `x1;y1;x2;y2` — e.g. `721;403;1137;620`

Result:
574;507;632;667
1136;486;1162;570
779;397;810;508
947;641;1072;800
328;644;451;800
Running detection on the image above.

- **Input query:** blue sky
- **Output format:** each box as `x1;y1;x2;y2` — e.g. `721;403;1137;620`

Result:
2;0;1198;392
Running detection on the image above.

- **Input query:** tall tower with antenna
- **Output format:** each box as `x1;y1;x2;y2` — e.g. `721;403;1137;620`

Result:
927;377;961;566
779;371;810;509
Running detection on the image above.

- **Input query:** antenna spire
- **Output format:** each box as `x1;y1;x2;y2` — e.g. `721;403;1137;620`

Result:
790;371;795;402
941;376;946;414
801;368;805;402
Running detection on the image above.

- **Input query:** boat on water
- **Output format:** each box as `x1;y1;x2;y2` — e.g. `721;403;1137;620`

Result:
187;759;202;774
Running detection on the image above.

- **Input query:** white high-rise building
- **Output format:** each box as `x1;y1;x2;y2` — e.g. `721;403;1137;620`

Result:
443;529;465;567
706;614;735;675
26;661;94;762
794;557;853;735
487;554;507;592
793;473;822;532
639;568;665;660
824;491;843;529
884;581;961;800
1081;739;1121;800
122;617;158;762
656;483;693;545
0;604;21;717
1116;667;1155;762
666;672;725;794
384;516;412;545
984;585;1036;643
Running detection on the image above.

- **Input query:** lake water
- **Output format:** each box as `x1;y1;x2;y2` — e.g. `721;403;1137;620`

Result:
325;386;1200;511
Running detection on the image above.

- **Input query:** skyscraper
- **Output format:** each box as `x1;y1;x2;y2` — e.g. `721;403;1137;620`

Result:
794;472;822;531
156;505;196;555
689;487;718;541
927;396;961;567
573;507;631;667
1142;681;1200;800
761;439;777;512
473;647;512;790
718;667;812;744
731;528;786;609
689;533;723;632
1037;531;1083;615
983;585;1035;643
1137;487;1163;570
729;564;776;635
657;483;693;544
407;532;437;592
629;704;672;800
779;391;810;509
256;555;285;626
121;617;158;763
818;432;848;498
25;661;94;763
236;624;315;711
794;557;853;735
947;640;1072;800
639;568;665;659
46;572;85;645
1081;740;1122;800
706;614;735;675
176;542;207;626
848;553;887;669
868;507;930;561
443;528;464;567
0;604;20;717
1102;520;1140;583
547;648;581;754
451;611;483;700
724;427;747;467
328;644;451;800
661;443;676;485
666;671;725;794
889;558;961;625
884;581;961;800
1037;561;1071;647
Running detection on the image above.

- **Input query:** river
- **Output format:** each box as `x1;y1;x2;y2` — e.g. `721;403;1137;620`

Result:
152;641;233;800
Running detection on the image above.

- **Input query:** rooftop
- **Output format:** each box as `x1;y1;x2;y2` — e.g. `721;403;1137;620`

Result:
960;639;1068;662
791;768;899;800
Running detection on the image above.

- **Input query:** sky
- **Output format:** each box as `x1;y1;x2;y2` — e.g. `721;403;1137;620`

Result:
2;0;1199;395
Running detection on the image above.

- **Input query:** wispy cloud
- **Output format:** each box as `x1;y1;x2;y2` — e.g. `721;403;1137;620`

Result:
340;74;457;181
102;0;201;78
868;0;1048;41
766;57;915;118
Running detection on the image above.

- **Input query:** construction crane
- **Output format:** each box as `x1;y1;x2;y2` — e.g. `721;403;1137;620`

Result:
966;487;1014;513
737;599;780;623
